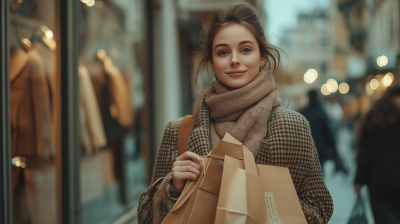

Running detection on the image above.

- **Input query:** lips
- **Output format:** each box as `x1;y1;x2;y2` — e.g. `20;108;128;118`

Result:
226;70;247;77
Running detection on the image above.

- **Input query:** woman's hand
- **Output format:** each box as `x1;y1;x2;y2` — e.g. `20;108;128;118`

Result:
169;151;202;198
355;184;362;195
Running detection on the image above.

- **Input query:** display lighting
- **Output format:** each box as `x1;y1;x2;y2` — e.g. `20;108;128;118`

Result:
81;0;90;3
21;38;32;49
377;55;388;67
370;79;379;90
382;73;394;87
326;79;338;93
339;83;349;94
41;26;53;39
321;84;330;96
12;156;27;168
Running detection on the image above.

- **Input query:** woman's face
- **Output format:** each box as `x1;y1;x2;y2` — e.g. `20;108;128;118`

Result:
211;24;265;90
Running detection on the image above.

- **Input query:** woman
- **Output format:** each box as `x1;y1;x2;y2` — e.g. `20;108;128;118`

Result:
138;3;333;224
355;86;400;223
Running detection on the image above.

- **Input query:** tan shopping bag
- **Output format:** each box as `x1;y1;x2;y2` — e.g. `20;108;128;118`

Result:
162;134;239;224
215;134;307;224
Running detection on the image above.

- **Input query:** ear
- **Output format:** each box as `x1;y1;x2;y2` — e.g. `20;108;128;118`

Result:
259;56;267;67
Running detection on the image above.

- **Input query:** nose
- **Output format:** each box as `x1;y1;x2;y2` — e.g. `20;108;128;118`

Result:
231;54;240;66
231;60;240;66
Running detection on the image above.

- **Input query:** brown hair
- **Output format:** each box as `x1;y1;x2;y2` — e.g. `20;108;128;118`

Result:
364;85;400;131
192;2;281;117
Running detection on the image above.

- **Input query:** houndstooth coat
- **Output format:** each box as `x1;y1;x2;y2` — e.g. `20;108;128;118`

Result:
138;102;333;224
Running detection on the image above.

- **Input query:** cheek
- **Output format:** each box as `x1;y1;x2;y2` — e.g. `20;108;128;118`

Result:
213;57;228;71
241;54;261;68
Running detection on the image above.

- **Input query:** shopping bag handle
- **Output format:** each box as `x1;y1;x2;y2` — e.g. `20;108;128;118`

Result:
242;145;258;176
208;133;258;176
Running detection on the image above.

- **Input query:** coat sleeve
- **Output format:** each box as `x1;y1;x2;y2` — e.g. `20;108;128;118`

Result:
297;116;334;224
137;120;181;224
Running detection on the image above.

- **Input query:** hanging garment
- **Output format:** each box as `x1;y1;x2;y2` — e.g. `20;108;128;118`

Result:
78;65;107;154
10;48;55;158
103;57;134;128
31;42;56;110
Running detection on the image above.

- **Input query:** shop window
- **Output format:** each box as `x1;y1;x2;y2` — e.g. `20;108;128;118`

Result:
77;1;151;223
9;0;58;223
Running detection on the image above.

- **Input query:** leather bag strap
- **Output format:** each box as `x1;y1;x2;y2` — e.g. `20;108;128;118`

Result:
148;115;195;200
177;115;196;156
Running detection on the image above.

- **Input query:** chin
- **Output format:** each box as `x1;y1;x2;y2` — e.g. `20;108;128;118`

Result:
223;79;250;90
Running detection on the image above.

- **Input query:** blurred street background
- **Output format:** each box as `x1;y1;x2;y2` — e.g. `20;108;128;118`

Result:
4;0;399;223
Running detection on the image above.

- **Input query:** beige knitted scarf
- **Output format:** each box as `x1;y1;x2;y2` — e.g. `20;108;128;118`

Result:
205;70;281;157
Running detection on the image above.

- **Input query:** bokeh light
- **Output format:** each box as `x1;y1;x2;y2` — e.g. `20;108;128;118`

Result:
377;55;388;67
304;69;318;84
327;79;338;93
380;55;388;66
339;82;349;94
308;69;318;79
365;82;374;95
377;57;382;67
382;73;393;87
304;72;315;84
87;0;95;7
326;83;333;92
387;72;394;81
370;79;379;90
321;84;330;96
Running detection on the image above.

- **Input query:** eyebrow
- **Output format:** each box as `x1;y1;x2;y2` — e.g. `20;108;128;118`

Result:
214;40;255;50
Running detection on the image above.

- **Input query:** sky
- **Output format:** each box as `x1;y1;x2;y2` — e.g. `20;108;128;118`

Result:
264;0;331;46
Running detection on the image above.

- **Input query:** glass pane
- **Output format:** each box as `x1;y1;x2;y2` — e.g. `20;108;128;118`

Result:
9;0;58;223
77;1;151;223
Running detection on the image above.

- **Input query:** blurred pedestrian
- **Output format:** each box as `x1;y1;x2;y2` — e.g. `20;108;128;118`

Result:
300;90;336;175
355;85;400;223
324;95;349;175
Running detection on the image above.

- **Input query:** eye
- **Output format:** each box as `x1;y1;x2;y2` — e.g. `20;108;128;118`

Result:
218;50;229;56
241;47;251;53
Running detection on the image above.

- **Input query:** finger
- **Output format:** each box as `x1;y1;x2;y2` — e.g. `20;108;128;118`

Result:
173;160;201;170
174;172;197;181
176;151;202;163
173;165;201;176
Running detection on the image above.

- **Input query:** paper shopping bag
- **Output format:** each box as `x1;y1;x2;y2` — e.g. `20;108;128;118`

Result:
160;157;208;224
215;137;307;224
162;133;245;224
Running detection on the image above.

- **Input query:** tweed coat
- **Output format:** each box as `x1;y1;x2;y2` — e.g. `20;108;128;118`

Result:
138;102;333;224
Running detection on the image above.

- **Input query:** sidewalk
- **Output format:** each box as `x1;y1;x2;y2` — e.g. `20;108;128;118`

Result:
324;126;375;224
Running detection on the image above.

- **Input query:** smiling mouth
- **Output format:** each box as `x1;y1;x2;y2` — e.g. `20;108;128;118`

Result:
226;70;247;77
